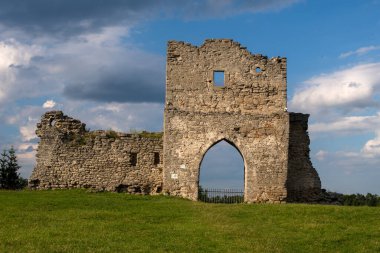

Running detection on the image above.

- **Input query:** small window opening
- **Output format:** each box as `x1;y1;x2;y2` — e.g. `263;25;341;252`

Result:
213;71;225;87
255;67;261;73
49;119;56;127
154;152;160;165
130;152;137;166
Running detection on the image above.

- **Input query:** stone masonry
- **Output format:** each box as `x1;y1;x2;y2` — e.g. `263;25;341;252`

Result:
30;39;321;203
163;39;321;203
29;111;163;194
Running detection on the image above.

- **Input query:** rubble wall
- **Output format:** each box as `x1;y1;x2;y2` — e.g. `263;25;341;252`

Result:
29;111;163;194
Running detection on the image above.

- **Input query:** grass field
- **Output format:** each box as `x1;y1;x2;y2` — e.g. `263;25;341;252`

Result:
0;190;379;253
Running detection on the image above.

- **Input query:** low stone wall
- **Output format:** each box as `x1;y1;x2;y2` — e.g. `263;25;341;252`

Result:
29;111;163;194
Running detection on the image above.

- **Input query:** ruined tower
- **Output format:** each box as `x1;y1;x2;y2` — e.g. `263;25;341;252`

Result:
163;39;320;203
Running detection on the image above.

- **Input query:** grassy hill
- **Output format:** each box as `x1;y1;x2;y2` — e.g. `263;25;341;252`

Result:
0;190;379;252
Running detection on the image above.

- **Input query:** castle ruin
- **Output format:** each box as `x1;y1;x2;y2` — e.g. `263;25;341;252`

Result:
29;39;321;203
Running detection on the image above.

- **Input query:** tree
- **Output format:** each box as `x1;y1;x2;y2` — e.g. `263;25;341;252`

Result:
366;193;378;207
0;147;24;190
0;149;8;188
6;147;21;189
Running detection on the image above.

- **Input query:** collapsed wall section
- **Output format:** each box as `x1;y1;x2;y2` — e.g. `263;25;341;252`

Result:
287;113;321;201
29;111;163;193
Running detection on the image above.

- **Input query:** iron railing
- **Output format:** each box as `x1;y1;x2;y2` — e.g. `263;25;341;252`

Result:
198;187;244;203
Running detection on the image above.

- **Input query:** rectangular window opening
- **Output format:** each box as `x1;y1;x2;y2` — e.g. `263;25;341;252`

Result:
130;152;137;166
154;152;160;165
213;71;225;87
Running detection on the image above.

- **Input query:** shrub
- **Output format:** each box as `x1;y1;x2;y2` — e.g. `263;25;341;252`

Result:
106;130;119;139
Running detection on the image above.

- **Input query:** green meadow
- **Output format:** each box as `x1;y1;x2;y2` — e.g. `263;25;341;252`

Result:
0;190;379;253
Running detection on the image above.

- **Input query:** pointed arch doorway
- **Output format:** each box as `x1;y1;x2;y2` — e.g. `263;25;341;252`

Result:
198;139;245;203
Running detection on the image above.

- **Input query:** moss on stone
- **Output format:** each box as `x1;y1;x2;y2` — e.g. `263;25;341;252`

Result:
137;131;163;139
105;130;119;139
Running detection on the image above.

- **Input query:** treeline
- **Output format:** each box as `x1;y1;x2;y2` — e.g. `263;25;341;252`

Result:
0;147;27;189
320;190;380;206
342;193;380;206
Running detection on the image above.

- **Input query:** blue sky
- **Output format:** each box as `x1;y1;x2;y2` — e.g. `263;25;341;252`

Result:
1;0;380;194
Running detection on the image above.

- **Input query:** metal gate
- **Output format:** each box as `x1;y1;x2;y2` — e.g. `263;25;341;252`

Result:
198;187;244;203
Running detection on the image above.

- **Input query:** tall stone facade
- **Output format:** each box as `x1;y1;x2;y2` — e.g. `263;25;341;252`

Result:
163;39;320;203
29;39;321;203
29;111;163;194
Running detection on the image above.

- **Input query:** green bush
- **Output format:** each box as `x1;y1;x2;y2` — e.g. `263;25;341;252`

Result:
105;130;119;139
137;131;163;139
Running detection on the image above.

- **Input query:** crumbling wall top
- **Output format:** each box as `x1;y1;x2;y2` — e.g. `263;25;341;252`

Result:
36;111;164;141
167;39;286;62
36;111;86;137
166;39;288;115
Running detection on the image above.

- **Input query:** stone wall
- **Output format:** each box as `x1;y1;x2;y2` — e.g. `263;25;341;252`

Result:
165;39;287;114
163;39;291;203
163;39;321;203
287;113;321;201
29;111;163;194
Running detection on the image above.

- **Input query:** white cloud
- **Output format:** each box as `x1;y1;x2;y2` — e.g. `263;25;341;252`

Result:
361;136;380;157
18;143;38;152
0;25;164;106
313;149;380;194
291;61;380;192
0;39;41;70
290;63;380;115
68;101;164;132
315;150;328;161
42;100;56;108
0;39;43;104
309;114;380;134
0;1;301;39
3;105;44;142
19;125;37;142
291;62;380;161
340;45;380;58
309;114;380;161
17;149;37;178
18;151;36;159
0;24;165;177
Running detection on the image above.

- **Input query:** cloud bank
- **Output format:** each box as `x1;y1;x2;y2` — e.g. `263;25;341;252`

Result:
290;63;380;116
340;45;380;58
0;0;300;38
291;56;380;176
0;0;300;107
